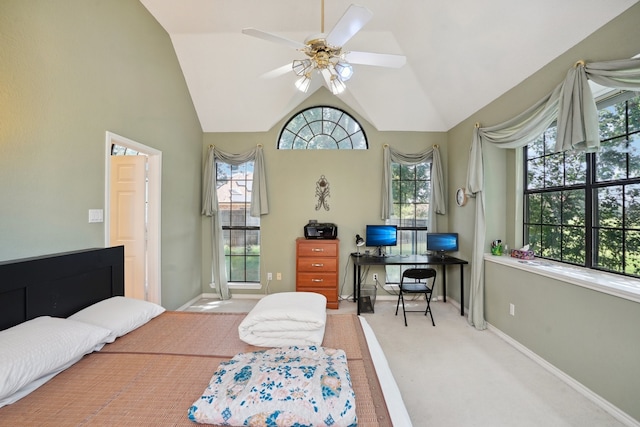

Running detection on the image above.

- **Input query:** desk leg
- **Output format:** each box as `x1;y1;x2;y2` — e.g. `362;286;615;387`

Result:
460;264;464;316
356;265;362;315
442;266;447;303
352;262;357;302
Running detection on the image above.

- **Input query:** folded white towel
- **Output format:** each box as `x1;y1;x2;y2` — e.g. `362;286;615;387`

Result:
238;292;327;347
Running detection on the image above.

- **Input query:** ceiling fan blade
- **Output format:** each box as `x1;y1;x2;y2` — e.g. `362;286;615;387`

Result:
259;63;294;79
242;28;306;50
345;51;407;68
325;4;373;47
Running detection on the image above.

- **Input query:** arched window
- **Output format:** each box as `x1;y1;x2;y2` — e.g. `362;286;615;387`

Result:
278;106;368;149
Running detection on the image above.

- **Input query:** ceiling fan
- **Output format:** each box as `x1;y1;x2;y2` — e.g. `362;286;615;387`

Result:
242;1;406;95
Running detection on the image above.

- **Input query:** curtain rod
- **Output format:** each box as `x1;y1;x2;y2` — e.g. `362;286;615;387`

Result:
575;59;585;67
209;144;263;148
383;143;439;148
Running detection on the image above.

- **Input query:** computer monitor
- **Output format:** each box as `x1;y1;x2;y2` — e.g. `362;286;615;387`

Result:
365;225;397;256
427;232;458;256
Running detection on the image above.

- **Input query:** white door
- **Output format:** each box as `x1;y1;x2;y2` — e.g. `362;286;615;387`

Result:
110;155;147;300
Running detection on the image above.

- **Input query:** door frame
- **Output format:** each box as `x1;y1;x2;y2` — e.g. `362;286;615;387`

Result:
104;131;162;304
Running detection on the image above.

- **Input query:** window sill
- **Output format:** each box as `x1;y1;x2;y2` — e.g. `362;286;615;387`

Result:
484;254;640;304
228;282;261;290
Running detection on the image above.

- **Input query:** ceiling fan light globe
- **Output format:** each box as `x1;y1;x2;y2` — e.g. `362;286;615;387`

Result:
329;76;346;95
292;59;313;76
334;61;353;81
295;75;311;93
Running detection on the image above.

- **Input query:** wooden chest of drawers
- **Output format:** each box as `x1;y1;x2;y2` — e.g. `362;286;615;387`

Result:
296;238;339;309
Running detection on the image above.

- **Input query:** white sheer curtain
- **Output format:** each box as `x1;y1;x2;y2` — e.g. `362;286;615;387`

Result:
201;145;269;300
381;144;445;232
465;58;640;330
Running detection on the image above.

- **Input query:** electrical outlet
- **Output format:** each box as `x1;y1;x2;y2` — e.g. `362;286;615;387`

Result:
509;303;515;316
276;272;282;280
267;272;272;280
373;273;378;281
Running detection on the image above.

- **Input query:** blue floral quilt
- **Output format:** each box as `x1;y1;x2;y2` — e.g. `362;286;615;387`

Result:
188;346;357;427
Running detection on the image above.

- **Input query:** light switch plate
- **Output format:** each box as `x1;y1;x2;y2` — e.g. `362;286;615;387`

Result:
88;209;104;223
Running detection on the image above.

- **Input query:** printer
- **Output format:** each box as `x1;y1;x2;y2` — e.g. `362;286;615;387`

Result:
304;222;338;239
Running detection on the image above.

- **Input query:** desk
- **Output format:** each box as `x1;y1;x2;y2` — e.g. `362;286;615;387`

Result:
352;254;468;316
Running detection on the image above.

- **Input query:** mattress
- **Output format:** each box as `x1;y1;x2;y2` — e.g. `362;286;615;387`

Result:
0;312;393;426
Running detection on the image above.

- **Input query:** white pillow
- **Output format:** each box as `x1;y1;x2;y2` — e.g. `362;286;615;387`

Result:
0;316;112;407
69;296;165;342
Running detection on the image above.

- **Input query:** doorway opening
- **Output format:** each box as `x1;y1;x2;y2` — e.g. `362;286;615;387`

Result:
105;132;162;304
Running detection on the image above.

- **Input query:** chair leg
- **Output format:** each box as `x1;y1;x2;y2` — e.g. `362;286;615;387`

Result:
425;292;435;326
395;292;401;316
402;294;408;326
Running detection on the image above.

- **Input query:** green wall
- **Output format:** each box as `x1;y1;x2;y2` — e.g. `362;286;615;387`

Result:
203;89;448;297
447;3;640;421
0;0;203;309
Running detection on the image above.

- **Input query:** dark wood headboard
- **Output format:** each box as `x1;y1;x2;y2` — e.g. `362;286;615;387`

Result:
0;246;124;331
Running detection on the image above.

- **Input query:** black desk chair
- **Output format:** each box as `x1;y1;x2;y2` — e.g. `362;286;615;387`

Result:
395;268;437;326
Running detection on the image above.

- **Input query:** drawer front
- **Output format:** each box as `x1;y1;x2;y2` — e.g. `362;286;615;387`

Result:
295;286;338;303
297;242;338;258
297;258;337;272
296;272;337;288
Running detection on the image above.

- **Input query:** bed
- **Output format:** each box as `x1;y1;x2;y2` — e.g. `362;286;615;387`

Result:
0;247;410;426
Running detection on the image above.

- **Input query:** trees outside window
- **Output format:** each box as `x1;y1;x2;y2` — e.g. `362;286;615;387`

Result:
385;161;431;283
216;161;260;282
277;106;367;149
524;92;640;277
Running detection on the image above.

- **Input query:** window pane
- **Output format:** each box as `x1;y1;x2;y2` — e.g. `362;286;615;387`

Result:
596;136;627;182
625;230;640;276
595;228;623;273
564;152;586;185
414;204;429;222
629;133;640;178
599;103;626;141
541;225;561;259
527;156;544;189
351;132;367;149
625;183;640;229
629;95;640;133
544;126;557;153
279;130;294;149
541;192;561;224
545;153;563;187
415;181;430;204
562;226;585;264
563;189;585;226
526;193;542;223
595;186;623;228
245;255;260;282
399;180;416;204
309;134;337;149
526;224;542;254
400;164;415;180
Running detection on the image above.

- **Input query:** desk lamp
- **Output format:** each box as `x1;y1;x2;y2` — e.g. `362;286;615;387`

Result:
354;234;365;256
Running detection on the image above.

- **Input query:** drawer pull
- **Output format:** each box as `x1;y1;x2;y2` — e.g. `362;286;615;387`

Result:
311;248;324;252
311;279;324;282
311;263;324;267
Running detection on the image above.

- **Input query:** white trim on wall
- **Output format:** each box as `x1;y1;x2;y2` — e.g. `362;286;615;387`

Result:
105;131;162;305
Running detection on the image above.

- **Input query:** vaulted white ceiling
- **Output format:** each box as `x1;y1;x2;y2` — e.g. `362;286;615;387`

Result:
140;0;638;133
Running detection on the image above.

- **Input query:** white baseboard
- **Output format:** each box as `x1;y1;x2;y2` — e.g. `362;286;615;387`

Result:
487;323;639;427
